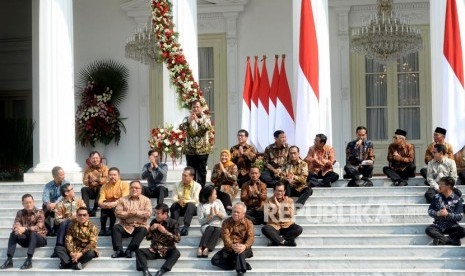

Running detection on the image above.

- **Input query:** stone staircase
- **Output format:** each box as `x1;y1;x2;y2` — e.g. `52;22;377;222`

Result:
1;176;465;275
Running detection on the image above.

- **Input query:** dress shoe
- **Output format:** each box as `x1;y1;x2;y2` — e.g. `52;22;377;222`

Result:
245;262;252;270
111;250;126;258
89;210;97;217
20;259;32;270
105;229;113;236
0;259;13;269
180;226;189;236
142;269;153;276
236;272;245;276
125;249;133;258
50;251;58;258
59;262;73;269
154;268;168;276
197;248;203;258
73;262;83;270
98;229;106;236
283;239;297;247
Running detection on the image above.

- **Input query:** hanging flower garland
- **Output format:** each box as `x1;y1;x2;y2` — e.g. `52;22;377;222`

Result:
150;0;215;159
151;0;209;111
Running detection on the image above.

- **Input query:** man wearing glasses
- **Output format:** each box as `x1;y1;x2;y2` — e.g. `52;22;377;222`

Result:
142;149;168;204
54;207;98;270
51;183;86;258
111;181;152;259
383;129;416;186
230;129;257;187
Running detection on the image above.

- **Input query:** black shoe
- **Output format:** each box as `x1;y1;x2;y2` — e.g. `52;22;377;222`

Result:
111;250;126;258
0;259;13;269
143;269;153;276
447;238;462;246
73;262;83;270
105;229;112;236
392;180;400;186
399;180;408;186
49;229;57;237
154;268;168;276
20;259;32;270
246;262;252;270
98;229;106;236
237;272;245;276
433;238;446;245
59;262;73;269
283;239;297;247
50;251;58;258
89;210;97;217
180;226;189;236
125;249;133;258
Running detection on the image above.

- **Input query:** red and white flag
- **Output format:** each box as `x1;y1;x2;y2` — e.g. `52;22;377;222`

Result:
268;55;279;144
249;56;261;149
295;0;332;153
275;55;295;145
257;56;270;152
241;56;253;133
431;0;465;150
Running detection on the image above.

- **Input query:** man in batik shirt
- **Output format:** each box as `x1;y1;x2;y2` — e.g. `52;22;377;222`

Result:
281;146;312;208
55;207;98;270
230;129;257;187
260;130;289;188
305;134;339;188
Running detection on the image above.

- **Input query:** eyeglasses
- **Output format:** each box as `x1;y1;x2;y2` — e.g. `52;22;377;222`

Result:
237;134;246;137
77;213;88;217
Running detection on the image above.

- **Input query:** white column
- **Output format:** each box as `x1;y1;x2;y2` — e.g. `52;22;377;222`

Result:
163;0;198;125
26;0;81;182
334;6;352;170
224;12;240;146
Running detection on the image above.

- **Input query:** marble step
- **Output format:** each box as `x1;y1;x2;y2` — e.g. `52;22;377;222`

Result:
0;234;436;247
1;245;465;259
1;256;464;270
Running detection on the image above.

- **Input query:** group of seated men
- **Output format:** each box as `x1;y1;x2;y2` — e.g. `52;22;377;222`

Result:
1;125;465;275
0;150;303;276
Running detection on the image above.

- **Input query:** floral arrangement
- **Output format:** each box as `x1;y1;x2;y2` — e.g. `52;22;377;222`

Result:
149;125;186;164
151;0;209;111
75;60;129;147
151;0;215;148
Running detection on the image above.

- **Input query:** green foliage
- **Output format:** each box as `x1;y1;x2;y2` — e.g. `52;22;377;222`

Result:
0;118;34;181
79;59;129;106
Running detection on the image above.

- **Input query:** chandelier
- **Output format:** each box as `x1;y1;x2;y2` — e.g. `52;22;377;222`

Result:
351;0;423;64
125;23;161;67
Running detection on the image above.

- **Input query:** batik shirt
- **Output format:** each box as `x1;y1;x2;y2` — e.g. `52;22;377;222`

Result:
424;142;454;165
428;192;463;231
83;164;109;188
55;197;86;224
147;217;181;258
426;157;458;190
65;220;99;255
386;142;415;171
281;159;309;192
230;143;257;176
345;138;375;166
13;207;47;237
263;143;289;170
221;217;254;251
305;144;336;175
240;180;267;210
179;114;213;155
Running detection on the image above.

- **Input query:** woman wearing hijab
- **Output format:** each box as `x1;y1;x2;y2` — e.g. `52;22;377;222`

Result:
211;150;239;214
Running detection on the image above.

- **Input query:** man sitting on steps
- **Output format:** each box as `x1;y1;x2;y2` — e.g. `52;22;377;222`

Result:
425;176;465;246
